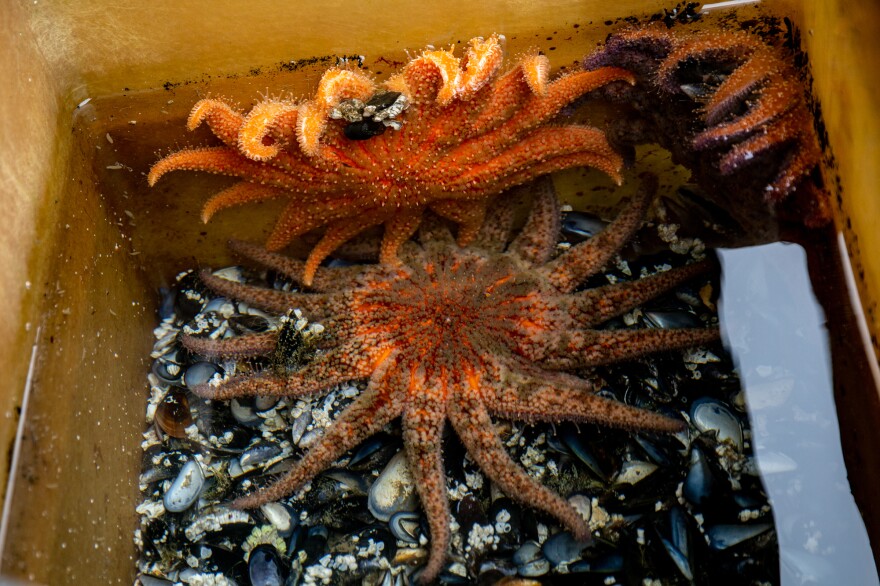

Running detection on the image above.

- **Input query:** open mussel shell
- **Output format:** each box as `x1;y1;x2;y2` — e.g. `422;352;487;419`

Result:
249;543;286;586
171;270;209;322
155;388;193;438
151;353;184;385
690;397;743;450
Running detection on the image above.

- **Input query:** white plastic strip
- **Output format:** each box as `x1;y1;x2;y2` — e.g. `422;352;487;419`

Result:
0;327;40;571
837;232;880;398
701;0;761;11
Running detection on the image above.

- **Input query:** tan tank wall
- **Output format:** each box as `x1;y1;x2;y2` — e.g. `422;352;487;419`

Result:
0;0;876;583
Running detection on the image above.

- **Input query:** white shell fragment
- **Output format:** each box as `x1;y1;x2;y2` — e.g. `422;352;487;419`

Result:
368;450;419;521
163;458;206;513
690;397;743;450
613;459;659;485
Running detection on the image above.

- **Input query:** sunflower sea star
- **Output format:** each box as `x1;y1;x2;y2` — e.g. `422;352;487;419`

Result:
583;23;831;230
181;174;719;582
148;34;636;285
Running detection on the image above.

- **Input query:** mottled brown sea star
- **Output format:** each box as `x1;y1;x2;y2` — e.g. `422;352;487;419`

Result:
148;34;635;285
583;23;831;228
182;175;719;582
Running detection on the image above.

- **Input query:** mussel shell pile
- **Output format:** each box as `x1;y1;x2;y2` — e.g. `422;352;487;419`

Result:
135;222;778;585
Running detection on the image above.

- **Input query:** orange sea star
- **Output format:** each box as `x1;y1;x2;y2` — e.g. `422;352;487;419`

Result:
148;34;635;285
583;23;831;227
181;175;719;582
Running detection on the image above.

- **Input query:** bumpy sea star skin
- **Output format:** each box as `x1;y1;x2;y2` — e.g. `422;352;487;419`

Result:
148;34;635;285
583;23;831;229
181;176;719;582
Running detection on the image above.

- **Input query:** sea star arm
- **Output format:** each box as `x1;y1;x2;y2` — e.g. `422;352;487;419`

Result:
232;371;403;509
464;54;551;137
582;23;675;73
542;174;657;293
198;269;334;316
716;108;819;198
448;126;624;191
380;208;424;265
693;77;800;150
329;238;382;263
537;327;720;369
201;182;286;223
473;193;516;253
701;52;776;126
567;260;713;327
187;99;245;146
181;331;278;359
237;100;299;160
655;32;759;94
507;175;560;265
429;199;488;246
302;210;393;286
263;197;367;253
402;383;451;584
449;392;589;540
148;147;318;193
452;67;636;157
227;240;364;292
489;383;684;432
187;338;377;400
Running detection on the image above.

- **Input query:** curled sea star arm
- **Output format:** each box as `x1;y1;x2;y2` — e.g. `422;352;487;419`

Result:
538;327;721;370
201;183;286;223
227;240;364;292
566;260;713;327
402;386;451;584
542;174;657;293
187;98;245;146
507;175;560;265
237;100;300;160
448;392;589;541
489;384;684;432
654;32;759;92
181;331;279;359
694;77;801;150
198;269;334;317
233;379;403;510
701;52;778;126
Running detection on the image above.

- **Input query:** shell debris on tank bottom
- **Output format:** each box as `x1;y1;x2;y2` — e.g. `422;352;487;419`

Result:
133;223;780;585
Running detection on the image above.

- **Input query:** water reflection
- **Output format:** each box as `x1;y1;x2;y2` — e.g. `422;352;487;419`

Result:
719;243;879;584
